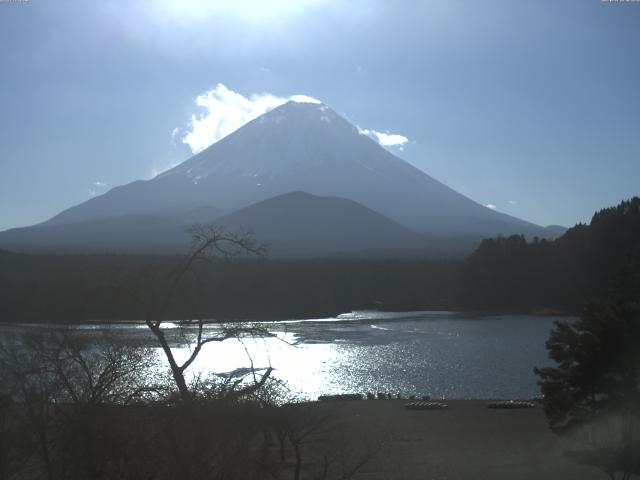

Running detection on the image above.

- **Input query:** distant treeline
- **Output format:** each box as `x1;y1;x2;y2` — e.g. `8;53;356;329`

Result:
2;197;638;322
456;197;640;312
0;253;457;322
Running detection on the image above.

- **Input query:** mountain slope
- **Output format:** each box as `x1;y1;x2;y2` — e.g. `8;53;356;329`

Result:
0;193;434;256
44;101;545;238
0;206;222;254
216;191;429;256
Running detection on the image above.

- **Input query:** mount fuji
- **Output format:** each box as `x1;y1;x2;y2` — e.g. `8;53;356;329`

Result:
0;101;558;256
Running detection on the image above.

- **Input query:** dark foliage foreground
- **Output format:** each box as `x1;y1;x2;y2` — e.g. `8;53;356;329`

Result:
535;246;640;480
0;330;381;480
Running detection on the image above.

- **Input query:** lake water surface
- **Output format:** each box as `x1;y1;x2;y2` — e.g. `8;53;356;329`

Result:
2;311;570;400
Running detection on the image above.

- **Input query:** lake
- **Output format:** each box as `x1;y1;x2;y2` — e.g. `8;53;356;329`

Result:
1;310;569;400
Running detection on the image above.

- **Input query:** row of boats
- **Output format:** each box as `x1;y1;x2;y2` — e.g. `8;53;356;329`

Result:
318;394;537;410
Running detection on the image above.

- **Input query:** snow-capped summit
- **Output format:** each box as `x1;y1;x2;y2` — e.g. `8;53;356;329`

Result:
160;101;358;184
42;100;544;239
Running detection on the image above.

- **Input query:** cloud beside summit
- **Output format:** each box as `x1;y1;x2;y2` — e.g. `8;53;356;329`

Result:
177;84;409;154
179;84;320;154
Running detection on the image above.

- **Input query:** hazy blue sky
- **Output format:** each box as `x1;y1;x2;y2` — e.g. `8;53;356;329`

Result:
1;0;639;231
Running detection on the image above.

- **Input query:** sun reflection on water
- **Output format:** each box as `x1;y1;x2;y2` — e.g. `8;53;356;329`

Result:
2;311;567;400
168;331;342;399
157;311;565;400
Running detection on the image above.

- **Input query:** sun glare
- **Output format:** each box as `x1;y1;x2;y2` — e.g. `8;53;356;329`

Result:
152;0;322;24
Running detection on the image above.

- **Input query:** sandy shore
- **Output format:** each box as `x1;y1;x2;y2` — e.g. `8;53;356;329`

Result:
316;399;607;480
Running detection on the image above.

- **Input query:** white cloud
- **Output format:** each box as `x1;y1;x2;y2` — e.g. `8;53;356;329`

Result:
374;132;409;147
358;128;409;150
88;181;108;196
508;200;517;205
170;127;182;147
485;203;497;210
178;84;409;156
289;94;322;104
180;84;322;153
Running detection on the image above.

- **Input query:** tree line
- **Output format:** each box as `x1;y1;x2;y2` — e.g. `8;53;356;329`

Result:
0;251;456;323
456;197;640;312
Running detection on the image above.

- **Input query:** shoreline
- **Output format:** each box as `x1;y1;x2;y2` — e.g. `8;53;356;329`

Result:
0;307;578;325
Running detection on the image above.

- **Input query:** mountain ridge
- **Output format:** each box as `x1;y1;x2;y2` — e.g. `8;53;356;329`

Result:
2;100;559;255
214;191;430;256
0;192;442;257
44;101;545;238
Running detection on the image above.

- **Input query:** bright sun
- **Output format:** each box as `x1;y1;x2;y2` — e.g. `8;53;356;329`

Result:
152;0;322;24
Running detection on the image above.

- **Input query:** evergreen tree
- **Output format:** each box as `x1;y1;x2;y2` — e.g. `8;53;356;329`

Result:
534;248;640;479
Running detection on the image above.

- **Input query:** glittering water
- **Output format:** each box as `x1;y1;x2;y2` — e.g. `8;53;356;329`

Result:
1;311;569;400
